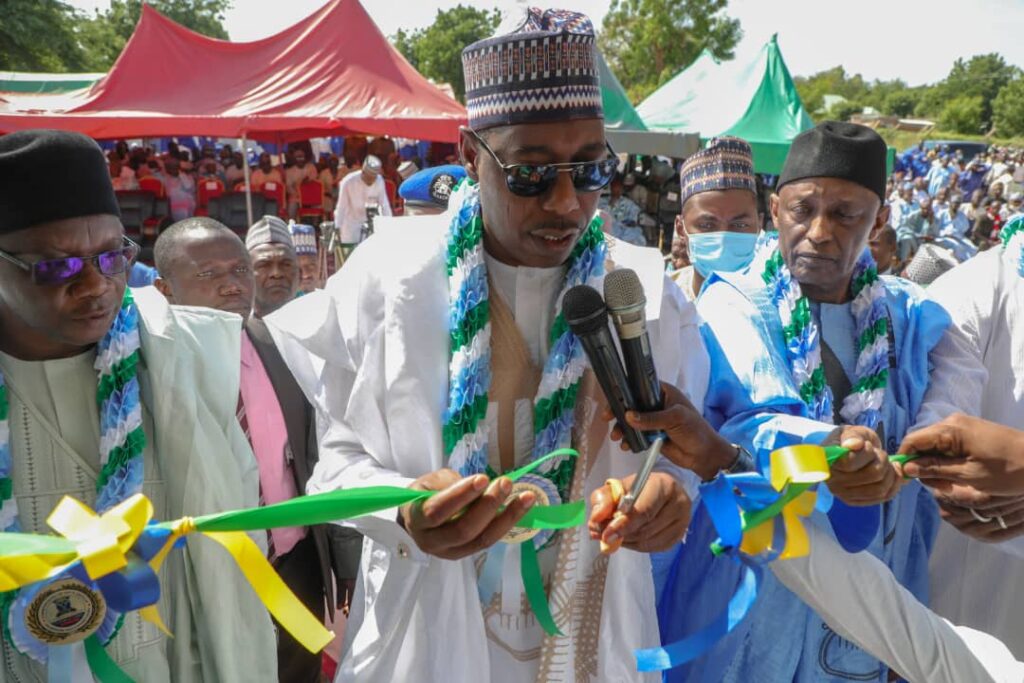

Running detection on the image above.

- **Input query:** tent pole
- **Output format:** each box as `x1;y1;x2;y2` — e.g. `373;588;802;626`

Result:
241;133;253;227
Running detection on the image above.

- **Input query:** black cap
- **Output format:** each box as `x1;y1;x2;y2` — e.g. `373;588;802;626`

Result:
0;129;120;233
778;121;888;201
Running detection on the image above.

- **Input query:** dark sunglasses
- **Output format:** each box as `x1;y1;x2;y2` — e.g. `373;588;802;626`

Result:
0;237;140;285
467;129;619;198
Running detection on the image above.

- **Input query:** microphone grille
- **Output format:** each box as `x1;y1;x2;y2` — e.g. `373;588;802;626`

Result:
562;285;608;335
603;269;645;310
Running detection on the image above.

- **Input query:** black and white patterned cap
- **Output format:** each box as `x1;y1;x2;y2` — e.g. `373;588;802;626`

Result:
461;8;603;131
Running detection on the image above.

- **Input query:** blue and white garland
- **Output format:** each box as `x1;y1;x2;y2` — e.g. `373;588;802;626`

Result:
759;234;891;429
1000;215;1024;277
1;289;145;662
442;180;606;547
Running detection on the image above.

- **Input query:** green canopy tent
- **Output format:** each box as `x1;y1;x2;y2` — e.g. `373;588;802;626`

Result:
637;35;813;174
0;71;103;94
597;52;699;158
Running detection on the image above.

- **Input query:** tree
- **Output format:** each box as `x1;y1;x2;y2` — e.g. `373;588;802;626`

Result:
939;95;984;135
77;0;231;70
0;0;88;72
391;6;500;102
599;0;742;104
883;90;918;118
828;101;863;122
916;54;1020;131
993;79;1024;138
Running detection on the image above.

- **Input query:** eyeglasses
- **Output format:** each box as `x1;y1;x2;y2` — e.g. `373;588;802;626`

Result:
467;129;619;198
0;237;140;285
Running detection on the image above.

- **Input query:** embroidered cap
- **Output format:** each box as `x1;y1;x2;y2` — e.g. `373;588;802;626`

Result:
679;136;757;207
288;222;318;256
461;8;603;131
399;164;467;209
245;215;294;251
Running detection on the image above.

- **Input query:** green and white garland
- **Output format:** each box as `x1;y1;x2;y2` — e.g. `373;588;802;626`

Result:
1000;214;1024;277
760;234;891;428
442;180;606;547
1;288;145;661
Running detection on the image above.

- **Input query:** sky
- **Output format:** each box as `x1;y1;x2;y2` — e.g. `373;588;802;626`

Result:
66;0;1024;86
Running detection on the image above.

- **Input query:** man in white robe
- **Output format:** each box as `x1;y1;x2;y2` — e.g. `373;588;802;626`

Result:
912;220;1024;656
266;8;736;682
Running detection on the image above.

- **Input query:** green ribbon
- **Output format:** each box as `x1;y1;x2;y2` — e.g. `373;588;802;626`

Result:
85;635;132;683
71;448;583;680
164;448;583;535
709;446;918;556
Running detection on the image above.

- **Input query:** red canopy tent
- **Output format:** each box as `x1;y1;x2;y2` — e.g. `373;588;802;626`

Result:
0;0;467;142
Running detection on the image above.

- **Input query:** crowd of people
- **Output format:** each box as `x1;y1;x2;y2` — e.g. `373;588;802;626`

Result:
2;6;1024;683
884;143;1024;275
105;136;429;228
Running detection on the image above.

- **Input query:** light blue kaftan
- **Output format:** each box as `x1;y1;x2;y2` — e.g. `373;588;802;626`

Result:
655;269;948;682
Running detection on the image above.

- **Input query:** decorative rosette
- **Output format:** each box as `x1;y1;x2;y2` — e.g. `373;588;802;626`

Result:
515;473;562;550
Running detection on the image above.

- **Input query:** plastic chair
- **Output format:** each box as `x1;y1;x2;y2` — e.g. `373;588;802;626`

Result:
115;191;155;239
298;179;324;222
195;178;224;217
137;176;168;237
138;176;166;198
262;181;287;219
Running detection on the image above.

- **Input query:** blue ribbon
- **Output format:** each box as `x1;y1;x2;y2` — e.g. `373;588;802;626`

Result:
477;542;507;606
632;472;804;672
635;564;763;672
47;644;72;683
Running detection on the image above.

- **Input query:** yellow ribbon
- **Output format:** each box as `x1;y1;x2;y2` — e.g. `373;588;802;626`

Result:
0;494;333;654
738;445;831;559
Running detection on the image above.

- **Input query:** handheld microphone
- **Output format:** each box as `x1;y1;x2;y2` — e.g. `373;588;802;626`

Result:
603;269;664;413
562;285;648;453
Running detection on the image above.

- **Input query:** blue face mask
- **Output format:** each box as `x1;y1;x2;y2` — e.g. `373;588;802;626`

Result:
686;231;759;278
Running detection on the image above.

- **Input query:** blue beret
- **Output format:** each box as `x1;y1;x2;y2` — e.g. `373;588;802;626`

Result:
398;165;467;208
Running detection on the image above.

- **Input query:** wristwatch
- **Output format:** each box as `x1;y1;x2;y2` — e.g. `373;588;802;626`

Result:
701;443;756;483
726;444;756;474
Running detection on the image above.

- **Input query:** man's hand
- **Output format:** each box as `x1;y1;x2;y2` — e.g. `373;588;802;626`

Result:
933;493;1024;542
587;472;692;553
604;382;736;481
824;426;903;506
900;414;1024;496
399;469;535;561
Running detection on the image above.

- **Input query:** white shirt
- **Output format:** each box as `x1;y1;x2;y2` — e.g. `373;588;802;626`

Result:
334;172;392;244
918;246;1024;657
771;521;1024;682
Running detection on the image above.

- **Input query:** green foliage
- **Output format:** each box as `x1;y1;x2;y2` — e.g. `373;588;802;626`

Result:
0;0;231;73
827;100;864;122
993;79;1024;138
914;54;1019;130
794;66;912;117
939;95;985;135
883;90;918;118
599;0;742;104
0;0;89;71
390;5;500;102
77;0;231;70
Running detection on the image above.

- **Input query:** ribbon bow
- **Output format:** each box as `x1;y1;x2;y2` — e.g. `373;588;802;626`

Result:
707;444;832;559
0;449;586;682
635;444;917;673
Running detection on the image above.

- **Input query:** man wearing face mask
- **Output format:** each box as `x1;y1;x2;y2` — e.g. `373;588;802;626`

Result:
671;137;761;300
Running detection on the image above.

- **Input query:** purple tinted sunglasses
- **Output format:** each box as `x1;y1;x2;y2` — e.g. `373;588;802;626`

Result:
0;238;140;285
